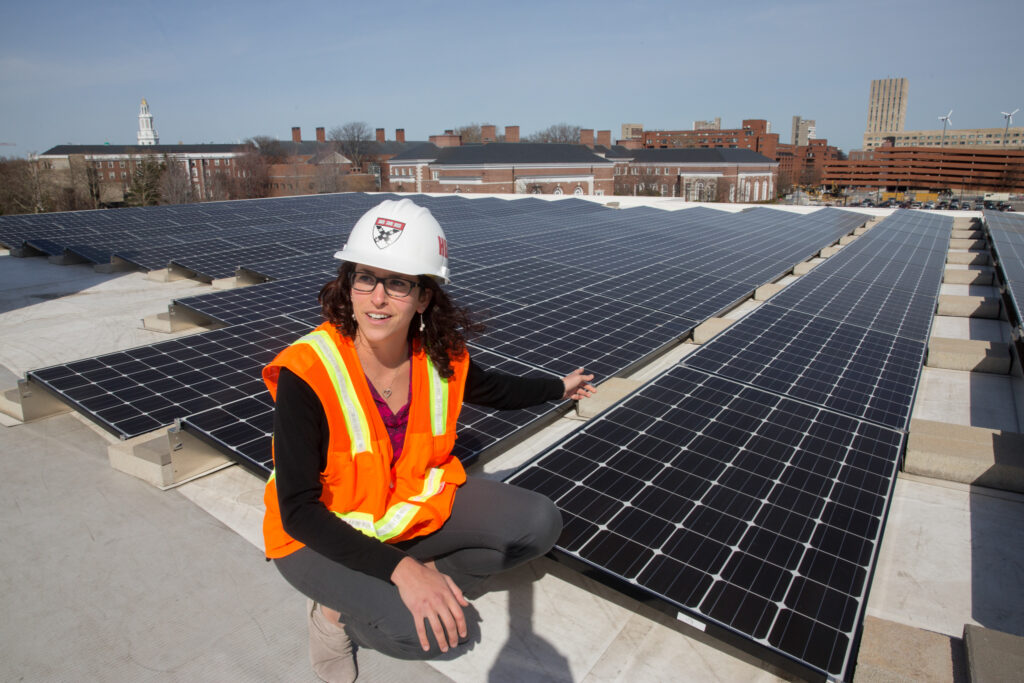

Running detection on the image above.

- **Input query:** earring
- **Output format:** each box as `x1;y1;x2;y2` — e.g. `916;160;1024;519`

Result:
419;313;426;333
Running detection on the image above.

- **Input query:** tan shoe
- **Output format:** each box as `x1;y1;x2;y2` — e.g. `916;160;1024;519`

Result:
307;598;357;683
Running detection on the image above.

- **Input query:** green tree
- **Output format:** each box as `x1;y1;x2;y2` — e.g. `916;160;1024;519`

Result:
124;156;164;206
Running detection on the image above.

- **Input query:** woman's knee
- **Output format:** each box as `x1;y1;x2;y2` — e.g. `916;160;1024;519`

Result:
514;490;563;557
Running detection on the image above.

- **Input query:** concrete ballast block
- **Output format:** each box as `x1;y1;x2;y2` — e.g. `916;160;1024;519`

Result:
949;238;986;250
926;337;1011;374
936;294;1000;318
905;419;1024;493
754;283;785;301
692;318;734;344
963;624;1024;683
946;251;990;265
950;228;982;240
792;259;822;275
943;267;994;285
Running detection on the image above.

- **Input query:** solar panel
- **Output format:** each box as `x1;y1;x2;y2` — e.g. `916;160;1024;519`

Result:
15;199;876;480
984;210;1024;330
28;315;310;439
682;304;925;431
507;365;903;681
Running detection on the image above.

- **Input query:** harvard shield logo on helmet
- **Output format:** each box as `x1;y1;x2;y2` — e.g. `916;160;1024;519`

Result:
372;217;405;249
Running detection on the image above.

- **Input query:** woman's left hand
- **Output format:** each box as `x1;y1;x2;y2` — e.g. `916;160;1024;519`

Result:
562;368;596;401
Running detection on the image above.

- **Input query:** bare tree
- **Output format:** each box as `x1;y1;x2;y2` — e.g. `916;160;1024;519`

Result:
329;122;373;172
159;156;195;204
248;135;289;164
233;143;272;198
776;170;794;197
314;162;343;193
454;123;482;144
526;123;581;144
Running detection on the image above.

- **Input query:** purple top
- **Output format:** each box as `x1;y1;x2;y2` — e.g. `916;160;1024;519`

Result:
366;379;411;464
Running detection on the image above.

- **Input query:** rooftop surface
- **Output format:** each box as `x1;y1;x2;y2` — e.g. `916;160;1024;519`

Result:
2;196;1023;682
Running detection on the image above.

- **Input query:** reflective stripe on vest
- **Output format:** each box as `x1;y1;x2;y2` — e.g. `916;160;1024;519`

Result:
334;466;447;541
295;330;371;456
425;353;448;437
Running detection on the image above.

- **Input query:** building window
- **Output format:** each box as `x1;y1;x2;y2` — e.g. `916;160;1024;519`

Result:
107;161;114;168
119;161;125;168
225;159;230;166
214;159;220;166
432;171;439;180
108;172;115;179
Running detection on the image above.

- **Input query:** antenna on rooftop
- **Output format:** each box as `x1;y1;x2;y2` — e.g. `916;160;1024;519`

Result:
938;110;953;148
1002;108;1019;147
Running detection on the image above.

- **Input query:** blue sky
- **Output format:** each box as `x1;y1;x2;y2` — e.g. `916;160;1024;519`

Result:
2;0;1022;159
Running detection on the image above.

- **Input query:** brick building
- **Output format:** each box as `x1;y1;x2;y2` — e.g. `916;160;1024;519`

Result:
36;144;246;204
823;146;1024;194
266;126;429;197
636;120;779;159
775;138;841;188
387;143;615;196
607;148;778;201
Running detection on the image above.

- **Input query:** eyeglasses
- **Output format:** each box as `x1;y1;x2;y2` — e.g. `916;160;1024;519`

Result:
350;271;419;298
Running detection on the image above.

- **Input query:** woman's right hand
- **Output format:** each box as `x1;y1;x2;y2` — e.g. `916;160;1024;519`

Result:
390;556;468;653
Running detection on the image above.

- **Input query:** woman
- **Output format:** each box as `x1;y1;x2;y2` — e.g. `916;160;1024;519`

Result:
262;198;595;682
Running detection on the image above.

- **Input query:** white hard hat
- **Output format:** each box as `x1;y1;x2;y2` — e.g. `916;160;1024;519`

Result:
334;199;451;283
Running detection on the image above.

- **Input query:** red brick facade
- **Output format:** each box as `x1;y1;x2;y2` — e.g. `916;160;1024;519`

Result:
775;139;841;187
640;120;779;158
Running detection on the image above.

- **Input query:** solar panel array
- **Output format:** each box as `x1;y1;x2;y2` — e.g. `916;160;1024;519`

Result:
984;210;1024;332
508;210;952;681
15;195;868;480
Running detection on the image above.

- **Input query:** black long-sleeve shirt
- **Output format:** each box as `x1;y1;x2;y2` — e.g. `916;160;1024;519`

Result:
271;359;564;581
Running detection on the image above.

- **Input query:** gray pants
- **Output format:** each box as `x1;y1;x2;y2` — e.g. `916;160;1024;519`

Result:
273;477;562;660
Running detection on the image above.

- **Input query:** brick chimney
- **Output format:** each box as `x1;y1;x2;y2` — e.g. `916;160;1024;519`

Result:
292;126;301;142
376;128;386;143
481;125;497;143
396;128;405;143
580;129;595;147
505;125;520;143
597;130;611;147
316;127;325;143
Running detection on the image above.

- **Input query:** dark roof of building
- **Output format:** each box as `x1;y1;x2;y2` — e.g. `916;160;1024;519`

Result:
597;145;637;159
625;148;776;164
41;144;244;155
388;143;441;162
430;143;612;165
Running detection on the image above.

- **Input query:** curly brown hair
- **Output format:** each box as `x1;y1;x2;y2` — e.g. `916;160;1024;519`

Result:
319;262;484;379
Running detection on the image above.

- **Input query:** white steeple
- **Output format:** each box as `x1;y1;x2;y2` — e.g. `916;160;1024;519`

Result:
137;98;159;145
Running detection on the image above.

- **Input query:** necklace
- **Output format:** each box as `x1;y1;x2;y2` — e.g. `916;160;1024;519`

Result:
376;361;405;400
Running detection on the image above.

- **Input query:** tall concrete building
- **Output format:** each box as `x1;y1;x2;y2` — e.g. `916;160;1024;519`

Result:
791;116;816;146
866;78;908;134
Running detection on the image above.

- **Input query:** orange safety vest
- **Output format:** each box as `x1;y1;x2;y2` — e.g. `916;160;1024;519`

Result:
262;321;469;558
